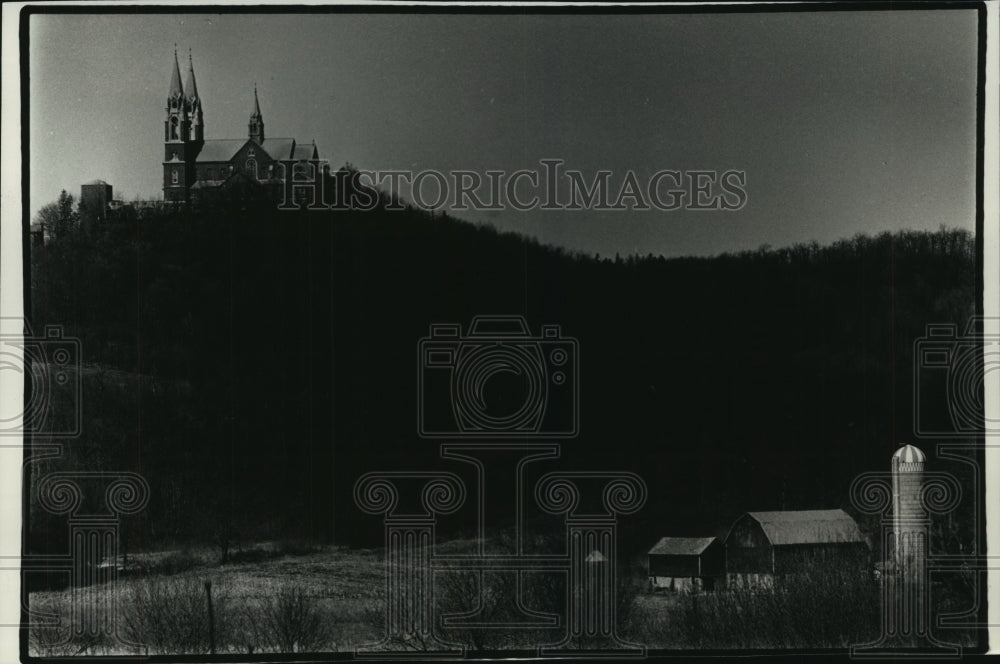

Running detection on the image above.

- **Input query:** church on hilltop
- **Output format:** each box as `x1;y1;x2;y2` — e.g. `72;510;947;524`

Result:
163;48;322;203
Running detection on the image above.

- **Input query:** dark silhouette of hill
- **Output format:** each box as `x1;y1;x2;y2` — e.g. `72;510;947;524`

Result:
28;195;978;560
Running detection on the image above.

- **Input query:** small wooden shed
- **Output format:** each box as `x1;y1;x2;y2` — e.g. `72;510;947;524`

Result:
646;536;724;592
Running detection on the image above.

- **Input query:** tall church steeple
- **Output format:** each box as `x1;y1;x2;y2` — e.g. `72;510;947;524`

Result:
168;45;184;100
165;45;188;143
184;49;199;101
163;46;197;203
185;49;204;144
249;84;265;143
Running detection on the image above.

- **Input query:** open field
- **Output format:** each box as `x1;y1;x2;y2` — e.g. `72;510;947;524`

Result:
28;543;385;656
27;541;977;656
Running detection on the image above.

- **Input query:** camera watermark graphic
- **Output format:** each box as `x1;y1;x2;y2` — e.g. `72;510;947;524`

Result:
914;317;999;438
276;159;748;213
418;316;578;439
0;319;81;438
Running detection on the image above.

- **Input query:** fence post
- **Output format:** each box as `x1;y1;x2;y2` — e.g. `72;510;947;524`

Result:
205;580;216;655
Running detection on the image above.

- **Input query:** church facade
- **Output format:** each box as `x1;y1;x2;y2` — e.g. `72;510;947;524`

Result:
163;49;321;203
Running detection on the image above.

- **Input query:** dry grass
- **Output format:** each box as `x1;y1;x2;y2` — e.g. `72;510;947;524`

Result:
30;545;974;655
626;571;881;649
27;545;384;656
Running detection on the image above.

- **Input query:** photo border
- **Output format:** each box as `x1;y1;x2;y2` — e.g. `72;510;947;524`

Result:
2;1;995;661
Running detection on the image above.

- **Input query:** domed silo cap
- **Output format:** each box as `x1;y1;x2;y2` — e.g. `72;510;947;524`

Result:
892;444;926;470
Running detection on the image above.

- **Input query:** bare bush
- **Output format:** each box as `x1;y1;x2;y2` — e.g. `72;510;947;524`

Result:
239;582;331;653
28;592;133;656
434;567;565;651
120;576;232;654
630;568;880;649
27;606;77;657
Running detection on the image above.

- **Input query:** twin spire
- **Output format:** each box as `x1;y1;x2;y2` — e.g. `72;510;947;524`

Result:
168;45;184;98
168;46;259;117
184;49;199;101
168;47;263;141
168;45;200;101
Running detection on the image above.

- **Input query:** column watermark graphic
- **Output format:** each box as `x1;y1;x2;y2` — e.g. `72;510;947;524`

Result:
354;472;467;657
29;472;151;655
849;462;963;658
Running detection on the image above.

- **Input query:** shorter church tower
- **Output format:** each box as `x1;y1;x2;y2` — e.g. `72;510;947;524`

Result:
249;85;265;144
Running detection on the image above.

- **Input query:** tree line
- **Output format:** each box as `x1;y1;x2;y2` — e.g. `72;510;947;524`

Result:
27;191;978;561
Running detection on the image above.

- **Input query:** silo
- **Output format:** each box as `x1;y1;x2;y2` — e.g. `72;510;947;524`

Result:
892;444;927;575
891;444;927;638
852;444;959;654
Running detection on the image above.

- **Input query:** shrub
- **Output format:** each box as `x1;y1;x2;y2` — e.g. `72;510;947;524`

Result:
239;582;331;653
27;600;78;657
120;576;231;654
630;569;880;649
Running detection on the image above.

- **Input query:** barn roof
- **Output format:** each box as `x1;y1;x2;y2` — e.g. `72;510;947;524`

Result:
744;509;866;546
648;536;717;557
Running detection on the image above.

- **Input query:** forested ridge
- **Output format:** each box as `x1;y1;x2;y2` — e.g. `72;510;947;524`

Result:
28;193;978;557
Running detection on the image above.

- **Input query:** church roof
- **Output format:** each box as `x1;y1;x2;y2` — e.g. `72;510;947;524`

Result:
192;170;261;190
291;142;318;160
195;139;247;163
260;138;297;160
168;48;184;98
195;138;320;164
